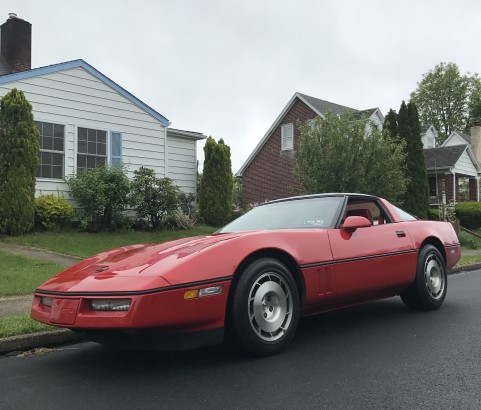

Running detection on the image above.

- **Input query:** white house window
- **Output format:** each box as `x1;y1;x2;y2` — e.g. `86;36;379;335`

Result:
427;136;434;148
110;132;122;167
281;123;294;151
77;127;107;170
35;121;64;179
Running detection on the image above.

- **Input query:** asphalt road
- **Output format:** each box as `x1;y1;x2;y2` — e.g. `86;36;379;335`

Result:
1;271;480;410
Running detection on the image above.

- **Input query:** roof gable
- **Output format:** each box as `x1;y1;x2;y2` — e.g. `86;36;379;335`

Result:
297;93;356;117
420;124;438;137
0;59;170;127
237;92;384;176
442;131;470;146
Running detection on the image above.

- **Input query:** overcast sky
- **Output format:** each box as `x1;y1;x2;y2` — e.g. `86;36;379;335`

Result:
4;0;481;172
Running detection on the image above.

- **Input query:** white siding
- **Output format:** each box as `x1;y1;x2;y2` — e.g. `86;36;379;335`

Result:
167;135;197;193
368;111;383;130
454;151;478;177
443;133;468;147
0;67;167;196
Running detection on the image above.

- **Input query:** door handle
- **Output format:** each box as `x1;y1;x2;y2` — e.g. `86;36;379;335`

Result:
396;231;406;237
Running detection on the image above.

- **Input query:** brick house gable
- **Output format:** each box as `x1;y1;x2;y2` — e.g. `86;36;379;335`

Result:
241;97;317;206
238;92;383;206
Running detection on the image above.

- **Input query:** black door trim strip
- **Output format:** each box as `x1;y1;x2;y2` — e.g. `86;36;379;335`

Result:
299;249;417;269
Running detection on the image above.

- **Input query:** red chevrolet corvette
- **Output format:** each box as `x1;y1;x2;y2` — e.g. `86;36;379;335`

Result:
31;193;460;355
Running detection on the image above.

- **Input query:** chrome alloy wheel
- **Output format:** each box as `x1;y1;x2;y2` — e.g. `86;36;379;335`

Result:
248;272;293;342
424;253;445;300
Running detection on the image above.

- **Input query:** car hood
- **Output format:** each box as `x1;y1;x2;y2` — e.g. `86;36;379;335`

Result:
37;233;244;293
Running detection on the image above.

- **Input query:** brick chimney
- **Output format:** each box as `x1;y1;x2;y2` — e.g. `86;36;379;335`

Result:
0;13;32;73
470;126;481;164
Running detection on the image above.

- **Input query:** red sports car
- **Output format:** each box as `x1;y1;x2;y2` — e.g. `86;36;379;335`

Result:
31;193;460;356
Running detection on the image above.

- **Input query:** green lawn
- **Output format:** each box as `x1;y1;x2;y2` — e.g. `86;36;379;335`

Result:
0;250;66;296
458;230;481;249
1;226;216;259
0;314;52;338
457;253;481;267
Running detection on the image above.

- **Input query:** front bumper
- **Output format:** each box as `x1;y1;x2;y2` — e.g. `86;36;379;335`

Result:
31;279;232;335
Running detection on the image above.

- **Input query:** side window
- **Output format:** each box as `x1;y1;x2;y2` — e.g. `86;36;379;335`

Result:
77;127;107;170
344;199;391;226
110;132;122;167
35;121;65;179
281;123;294;151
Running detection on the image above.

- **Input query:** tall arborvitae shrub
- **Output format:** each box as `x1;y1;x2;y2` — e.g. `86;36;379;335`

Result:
383;109;398;138
387;101;429;218
0;89;39;235
199;137;233;226
405;102;429;219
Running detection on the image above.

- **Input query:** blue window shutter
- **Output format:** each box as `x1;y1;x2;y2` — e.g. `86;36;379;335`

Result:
110;132;122;167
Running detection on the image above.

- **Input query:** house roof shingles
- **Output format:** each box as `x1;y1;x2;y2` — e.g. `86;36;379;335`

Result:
420;124;432;134
298;93;356;116
423;145;466;169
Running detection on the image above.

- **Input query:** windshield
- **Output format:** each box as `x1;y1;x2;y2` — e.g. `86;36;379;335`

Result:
392;205;417;221
219;196;344;233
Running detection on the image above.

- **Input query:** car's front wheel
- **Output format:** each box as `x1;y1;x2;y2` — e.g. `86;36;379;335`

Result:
400;244;447;310
231;258;300;356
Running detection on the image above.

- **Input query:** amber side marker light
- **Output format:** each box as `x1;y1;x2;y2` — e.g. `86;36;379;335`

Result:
184;286;223;300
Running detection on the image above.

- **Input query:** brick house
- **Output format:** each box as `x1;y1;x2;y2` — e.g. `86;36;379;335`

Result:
236;92;383;206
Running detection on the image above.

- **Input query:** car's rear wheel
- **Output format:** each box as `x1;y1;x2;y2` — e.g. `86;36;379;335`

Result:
400;244;447;310
231;258;299;356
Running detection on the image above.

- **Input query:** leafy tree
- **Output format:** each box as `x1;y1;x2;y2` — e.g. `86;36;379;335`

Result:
410;62;481;142
199;137;233;226
294;111;407;203
66;165;131;231
131;167;181;230
469;93;481;127
0;89;39;235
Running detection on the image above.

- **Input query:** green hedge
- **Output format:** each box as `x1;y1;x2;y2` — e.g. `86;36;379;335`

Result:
35;194;75;230
427;208;440;221
455;201;481;230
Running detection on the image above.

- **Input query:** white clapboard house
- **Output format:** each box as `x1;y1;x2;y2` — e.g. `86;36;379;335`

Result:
0;14;205;197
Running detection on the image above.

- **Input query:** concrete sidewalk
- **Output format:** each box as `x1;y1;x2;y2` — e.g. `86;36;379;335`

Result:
0;242;81;318
0;243;83;354
0;242;81;266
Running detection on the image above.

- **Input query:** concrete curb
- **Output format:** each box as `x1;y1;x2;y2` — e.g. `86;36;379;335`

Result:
448;263;481;274
0;329;84;356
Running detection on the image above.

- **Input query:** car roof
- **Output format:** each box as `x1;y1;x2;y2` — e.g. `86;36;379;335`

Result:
264;193;378;205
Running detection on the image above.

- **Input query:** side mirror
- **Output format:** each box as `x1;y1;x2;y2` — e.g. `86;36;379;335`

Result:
342;216;372;232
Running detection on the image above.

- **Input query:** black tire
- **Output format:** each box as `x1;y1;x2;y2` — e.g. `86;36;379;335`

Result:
230;258;300;356
400;244;447;310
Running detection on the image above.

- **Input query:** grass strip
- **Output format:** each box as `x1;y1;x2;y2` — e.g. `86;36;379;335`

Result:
1;226;216;259
456;254;481;267
0;250;66;296
0;314;52;338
